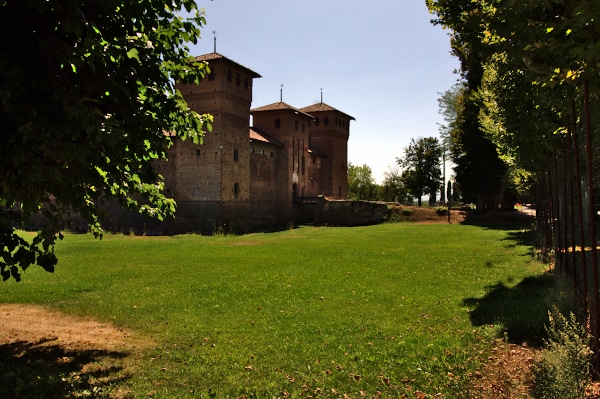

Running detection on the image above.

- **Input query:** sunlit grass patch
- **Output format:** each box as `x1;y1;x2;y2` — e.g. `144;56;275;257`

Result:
1;223;548;397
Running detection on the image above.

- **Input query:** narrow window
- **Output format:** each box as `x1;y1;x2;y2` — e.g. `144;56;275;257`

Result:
315;117;320;126
233;149;239;161
324;116;329;125
227;69;232;82
234;183;240;195
275;118;281;128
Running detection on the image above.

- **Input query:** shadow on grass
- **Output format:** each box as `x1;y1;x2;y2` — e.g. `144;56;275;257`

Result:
463;273;557;347
0;338;130;399
461;209;535;232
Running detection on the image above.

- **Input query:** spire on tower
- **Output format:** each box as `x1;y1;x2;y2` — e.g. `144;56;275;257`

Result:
320;87;323;104
212;31;217;53
280;84;284;102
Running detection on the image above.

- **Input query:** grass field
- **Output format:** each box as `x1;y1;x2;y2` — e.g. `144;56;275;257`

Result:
0;222;554;398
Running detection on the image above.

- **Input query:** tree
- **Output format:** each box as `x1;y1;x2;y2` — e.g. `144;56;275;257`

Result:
0;0;212;281
437;82;465;150
347;163;377;201
397;137;442;207
378;166;409;203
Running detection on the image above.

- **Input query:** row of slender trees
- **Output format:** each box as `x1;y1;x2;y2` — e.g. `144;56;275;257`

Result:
426;0;600;366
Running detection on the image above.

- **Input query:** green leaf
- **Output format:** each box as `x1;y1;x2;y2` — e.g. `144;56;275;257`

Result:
126;48;140;62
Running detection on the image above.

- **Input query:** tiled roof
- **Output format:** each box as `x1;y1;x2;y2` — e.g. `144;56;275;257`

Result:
300;102;355;121
249;127;284;146
251;102;314;119
195;52;261;78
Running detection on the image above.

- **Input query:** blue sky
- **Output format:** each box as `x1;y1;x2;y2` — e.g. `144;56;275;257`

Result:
190;0;460;183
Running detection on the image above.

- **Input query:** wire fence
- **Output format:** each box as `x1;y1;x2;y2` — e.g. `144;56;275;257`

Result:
537;81;600;370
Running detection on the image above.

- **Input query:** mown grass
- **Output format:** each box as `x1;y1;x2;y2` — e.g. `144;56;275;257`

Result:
0;223;553;398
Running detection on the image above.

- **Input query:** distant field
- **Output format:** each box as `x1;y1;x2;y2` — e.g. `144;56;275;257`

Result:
0;222;551;398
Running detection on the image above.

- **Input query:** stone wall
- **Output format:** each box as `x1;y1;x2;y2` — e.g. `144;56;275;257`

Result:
313;197;389;227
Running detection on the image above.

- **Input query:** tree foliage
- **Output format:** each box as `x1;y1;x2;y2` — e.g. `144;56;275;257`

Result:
347;163;377;201
426;0;600;208
437;82;465;150
427;0;600;175
378;166;410;204
0;0;212;281
397;137;442;207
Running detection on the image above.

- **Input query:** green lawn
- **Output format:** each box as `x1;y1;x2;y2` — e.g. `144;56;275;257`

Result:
0;223;552;398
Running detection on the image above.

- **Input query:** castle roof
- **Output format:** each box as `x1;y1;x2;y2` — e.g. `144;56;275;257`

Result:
249;127;285;146
300;102;355;121
251;102;314;119
195;52;261;78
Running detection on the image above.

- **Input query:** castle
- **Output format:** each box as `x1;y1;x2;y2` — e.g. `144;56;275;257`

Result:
108;52;354;234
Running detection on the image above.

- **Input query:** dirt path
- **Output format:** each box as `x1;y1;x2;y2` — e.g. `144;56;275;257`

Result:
0;303;146;351
0;304;153;398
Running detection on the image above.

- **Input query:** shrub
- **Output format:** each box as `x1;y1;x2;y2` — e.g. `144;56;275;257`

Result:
531;307;592;399
434;206;448;217
401;208;414;216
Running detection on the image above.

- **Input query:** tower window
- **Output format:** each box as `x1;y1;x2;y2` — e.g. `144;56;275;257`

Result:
227;69;232;82
315;117;320;126
275;118;281;128
234;149;239;161
324;117;329;125
234;183;240;195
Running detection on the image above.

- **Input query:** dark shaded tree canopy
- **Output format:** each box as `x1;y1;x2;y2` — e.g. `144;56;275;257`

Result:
1;0;212;281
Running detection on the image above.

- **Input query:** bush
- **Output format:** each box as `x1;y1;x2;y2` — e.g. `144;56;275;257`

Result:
531;307;592;399
434;206;448;217
401;208;414;216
